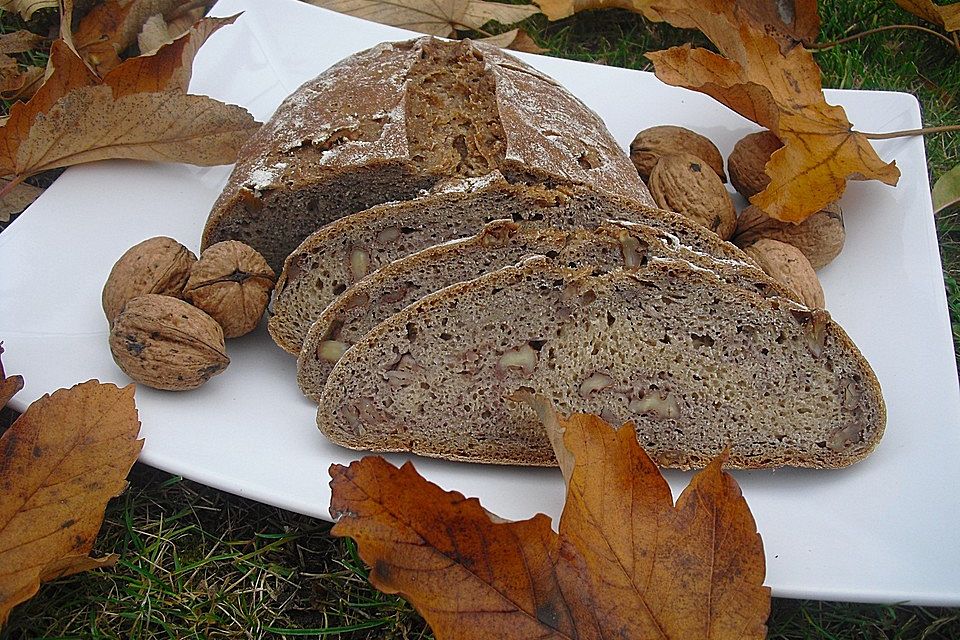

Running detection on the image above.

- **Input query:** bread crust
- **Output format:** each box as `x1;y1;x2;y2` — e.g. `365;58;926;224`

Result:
316;258;886;469
201;37;653;271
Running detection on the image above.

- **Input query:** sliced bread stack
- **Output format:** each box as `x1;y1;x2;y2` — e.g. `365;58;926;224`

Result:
206;37;885;468
267;175;752;355
295;218;793;400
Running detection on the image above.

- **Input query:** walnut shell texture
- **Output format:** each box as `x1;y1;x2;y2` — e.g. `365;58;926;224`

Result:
744;238;824;308
630;125;726;182
734;203;845;268
109;294;229;390
184;240;276;338
648;152;737;239
102;236;197;325
728;130;783;199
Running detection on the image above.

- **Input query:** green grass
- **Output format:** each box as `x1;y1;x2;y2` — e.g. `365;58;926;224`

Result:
2;0;960;638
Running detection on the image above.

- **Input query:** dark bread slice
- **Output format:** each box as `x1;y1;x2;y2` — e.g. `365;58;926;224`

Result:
201;36;653;272
317;257;885;469
268;178;750;355
297;220;792;400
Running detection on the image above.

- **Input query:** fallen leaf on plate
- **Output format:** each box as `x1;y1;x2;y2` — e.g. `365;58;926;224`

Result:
0;19;259;187
0;344;24;409
0;380;143;625
934;163;960;213
477;28;547;53
0;0;57;20
306;0;540;37
73;0;190;74
643;0;900;222
0;178;44;221
895;0;960;33
329;395;769;638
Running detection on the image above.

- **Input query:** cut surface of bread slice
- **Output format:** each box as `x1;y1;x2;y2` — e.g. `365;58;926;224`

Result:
269;178;750;355
298;220;792;400
317;258;885;469
201;36;652;272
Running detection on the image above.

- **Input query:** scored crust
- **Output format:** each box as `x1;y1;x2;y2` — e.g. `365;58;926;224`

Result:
316;257;885;470
201;37;653;272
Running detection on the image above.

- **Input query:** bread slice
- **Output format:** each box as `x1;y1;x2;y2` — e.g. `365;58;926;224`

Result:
298;220;792;400
268;178;750;355
316;257;885;469
201;36;653;272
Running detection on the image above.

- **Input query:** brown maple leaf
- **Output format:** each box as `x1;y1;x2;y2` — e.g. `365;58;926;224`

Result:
306;0;541;38
0;15;259;190
641;0;900;222
329;396;769;639
0;344;24;409
0;381;143;625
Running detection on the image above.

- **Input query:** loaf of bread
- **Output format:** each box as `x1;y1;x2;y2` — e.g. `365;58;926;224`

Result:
316;257;885;469
201;36;653;272
298;220;793;399
269;177;750;355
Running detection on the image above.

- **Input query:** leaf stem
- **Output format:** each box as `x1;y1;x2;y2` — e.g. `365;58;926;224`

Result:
0;174;28;200
807;24;959;54
857;124;960;140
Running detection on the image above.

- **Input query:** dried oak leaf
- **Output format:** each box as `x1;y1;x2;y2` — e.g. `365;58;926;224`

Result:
0;381;143;625
0;343;24;409
306;0;540;37
0;23;259;185
895;0;960;33
643;0;900;222
329;396;769;639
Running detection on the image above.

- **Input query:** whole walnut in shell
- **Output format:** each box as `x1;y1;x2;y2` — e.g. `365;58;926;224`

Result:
102;236;196;325
734;203;845;268
109;294;229;390
728;130;783;199
743;239;824;309
630;125;726;182
184;241;276;338
648;152;737;239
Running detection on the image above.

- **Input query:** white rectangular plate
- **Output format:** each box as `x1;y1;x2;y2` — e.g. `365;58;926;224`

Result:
2;0;958;606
